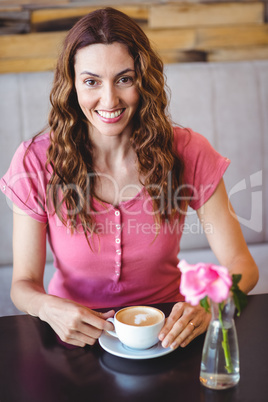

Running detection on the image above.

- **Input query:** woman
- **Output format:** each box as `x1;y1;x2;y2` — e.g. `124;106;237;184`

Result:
0;7;258;348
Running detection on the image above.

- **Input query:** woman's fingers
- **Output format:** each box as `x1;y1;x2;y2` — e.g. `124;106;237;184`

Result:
88;309;115;331
159;302;211;349
41;297;115;347
62;309;115;346
158;302;184;344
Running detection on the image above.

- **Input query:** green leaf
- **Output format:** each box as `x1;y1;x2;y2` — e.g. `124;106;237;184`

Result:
200;296;210;313
232;274;242;287
231;274;247;316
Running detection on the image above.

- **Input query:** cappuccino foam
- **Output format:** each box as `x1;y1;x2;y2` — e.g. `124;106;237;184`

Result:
117;307;163;327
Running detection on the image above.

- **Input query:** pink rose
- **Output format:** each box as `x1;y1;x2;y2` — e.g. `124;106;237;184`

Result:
178;260;232;305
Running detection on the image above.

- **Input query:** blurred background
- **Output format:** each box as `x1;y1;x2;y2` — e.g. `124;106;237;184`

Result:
0;0;268;69
0;1;267;315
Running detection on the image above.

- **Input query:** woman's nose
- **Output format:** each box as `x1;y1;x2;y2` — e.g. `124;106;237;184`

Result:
101;84;119;108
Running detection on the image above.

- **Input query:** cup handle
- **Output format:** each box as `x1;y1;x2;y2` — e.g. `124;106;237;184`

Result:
106;317;118;338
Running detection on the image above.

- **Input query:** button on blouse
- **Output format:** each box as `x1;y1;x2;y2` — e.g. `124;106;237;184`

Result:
114;208;122;280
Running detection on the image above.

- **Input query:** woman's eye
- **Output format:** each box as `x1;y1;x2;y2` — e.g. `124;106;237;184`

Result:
85;79;98;87
118;76;134;86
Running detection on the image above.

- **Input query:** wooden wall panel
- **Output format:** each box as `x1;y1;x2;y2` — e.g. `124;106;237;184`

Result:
208;46;268;61
31;5;148;26
0;0;67;5
0;1;267;71
196;25;268;49
145;28;196;50
149;3;264;28
0;57;56;74
0;31;65;59
0;10;30;35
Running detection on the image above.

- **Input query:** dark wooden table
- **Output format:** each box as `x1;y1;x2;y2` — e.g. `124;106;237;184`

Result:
0;294;267;402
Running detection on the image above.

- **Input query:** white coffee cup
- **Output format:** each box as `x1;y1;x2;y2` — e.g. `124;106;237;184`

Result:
106;306;165;350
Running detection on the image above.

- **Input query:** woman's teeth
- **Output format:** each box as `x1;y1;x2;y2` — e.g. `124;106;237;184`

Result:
97;109;123;119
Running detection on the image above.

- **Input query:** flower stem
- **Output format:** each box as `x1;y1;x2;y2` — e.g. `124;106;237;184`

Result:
218;304;233;373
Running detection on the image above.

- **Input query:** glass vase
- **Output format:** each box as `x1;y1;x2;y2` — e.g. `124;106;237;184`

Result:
200;296;240;390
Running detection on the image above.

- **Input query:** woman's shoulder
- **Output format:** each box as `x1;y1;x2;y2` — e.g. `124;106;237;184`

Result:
0;132;51;220
172;125;229;174
173;126;211;150
6;132;51;174
18;132;50;162
23;132;50;152
173;125;230;162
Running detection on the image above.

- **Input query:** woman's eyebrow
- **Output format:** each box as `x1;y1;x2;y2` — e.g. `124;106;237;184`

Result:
80;68;135;77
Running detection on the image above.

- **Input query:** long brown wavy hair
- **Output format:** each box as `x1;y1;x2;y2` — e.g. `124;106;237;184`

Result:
36;7;188;237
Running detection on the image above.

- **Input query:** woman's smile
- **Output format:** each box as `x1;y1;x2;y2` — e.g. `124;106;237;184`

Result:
95;108;125;122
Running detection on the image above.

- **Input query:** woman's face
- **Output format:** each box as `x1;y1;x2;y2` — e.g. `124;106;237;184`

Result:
74;42;140;140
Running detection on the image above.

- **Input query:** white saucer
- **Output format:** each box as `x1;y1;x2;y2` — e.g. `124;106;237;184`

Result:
99;331;174;360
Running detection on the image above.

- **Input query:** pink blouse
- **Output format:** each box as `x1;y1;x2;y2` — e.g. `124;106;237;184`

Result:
0;127;230;309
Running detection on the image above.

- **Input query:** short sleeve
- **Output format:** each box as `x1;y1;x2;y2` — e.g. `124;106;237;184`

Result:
0;138;49;223
174;127;230;210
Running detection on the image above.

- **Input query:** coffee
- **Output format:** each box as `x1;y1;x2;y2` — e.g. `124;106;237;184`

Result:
116;306;163;327
106;306;165;349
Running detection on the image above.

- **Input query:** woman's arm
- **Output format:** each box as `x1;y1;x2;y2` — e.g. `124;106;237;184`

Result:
196;178;259;293
11;204;48;315
159;178;259;349
11;204;114;347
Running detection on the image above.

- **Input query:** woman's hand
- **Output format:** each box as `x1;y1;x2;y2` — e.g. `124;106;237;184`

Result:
39;295;115;347
158;302;211;349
